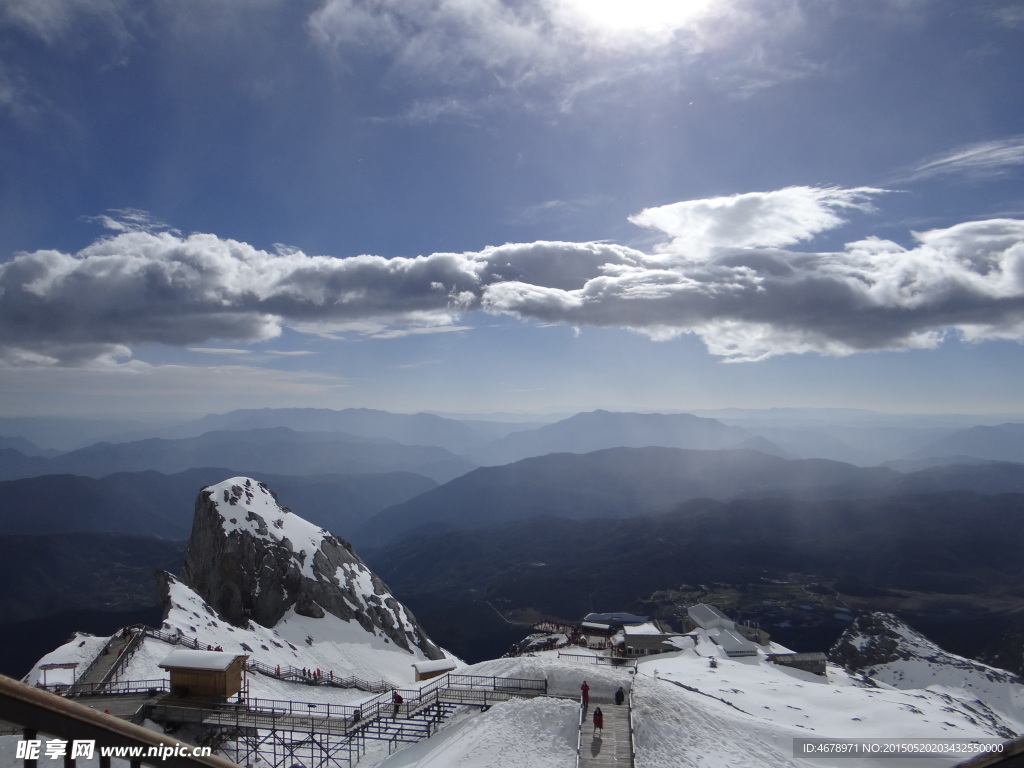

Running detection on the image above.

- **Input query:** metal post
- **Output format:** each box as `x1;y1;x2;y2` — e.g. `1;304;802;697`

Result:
22;727;37;768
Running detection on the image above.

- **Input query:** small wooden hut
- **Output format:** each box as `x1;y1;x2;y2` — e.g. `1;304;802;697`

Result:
158;649;248;699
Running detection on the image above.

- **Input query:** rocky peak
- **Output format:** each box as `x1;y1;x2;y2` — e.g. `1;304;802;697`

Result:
178;477;444;659
830;612;1020;687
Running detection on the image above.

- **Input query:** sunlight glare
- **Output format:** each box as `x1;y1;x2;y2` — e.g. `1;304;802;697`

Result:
559;0;718;36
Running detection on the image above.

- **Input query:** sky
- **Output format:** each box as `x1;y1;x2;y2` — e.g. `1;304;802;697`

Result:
1;0;1024;418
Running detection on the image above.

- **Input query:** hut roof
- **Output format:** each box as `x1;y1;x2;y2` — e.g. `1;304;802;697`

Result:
158;650;246;672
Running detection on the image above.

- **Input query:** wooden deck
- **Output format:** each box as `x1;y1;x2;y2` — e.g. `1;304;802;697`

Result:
579;700;633;768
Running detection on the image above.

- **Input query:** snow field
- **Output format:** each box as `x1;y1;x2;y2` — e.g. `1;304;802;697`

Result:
371;697;580;768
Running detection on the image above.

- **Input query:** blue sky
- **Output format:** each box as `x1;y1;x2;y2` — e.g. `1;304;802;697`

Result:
1;0;1024;417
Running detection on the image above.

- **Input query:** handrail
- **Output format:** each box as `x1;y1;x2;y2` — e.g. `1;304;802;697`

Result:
99;630;146;688
39;679;170;697
575;699;585;768
627;682;637;765
0;674;240;768
62;635;118;695
134;625;395;691
556;651;638;669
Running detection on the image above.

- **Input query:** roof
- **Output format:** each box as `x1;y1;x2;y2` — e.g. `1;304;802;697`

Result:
158;649;247;672
581;621;613;631
687;603;733;627
412;659;458;674
583;612;650;626
711;629;758;656
768;652;828;663
622;622;666;637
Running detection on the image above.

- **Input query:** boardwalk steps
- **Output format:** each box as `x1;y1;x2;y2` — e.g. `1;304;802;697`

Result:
577;699;635;768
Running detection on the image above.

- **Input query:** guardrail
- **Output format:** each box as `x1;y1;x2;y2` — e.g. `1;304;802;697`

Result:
40;679;170;698
132;625;394;692
575;699;585;768
99;631;146;688
556;652;638;669
245;659;392;692
628;683;637;766
60;636;119;695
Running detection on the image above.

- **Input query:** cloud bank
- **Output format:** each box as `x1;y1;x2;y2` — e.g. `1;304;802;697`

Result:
3;186;1024;367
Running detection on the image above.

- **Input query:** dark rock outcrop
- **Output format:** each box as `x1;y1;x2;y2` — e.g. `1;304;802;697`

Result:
830;612;1020;686
178;477;443;659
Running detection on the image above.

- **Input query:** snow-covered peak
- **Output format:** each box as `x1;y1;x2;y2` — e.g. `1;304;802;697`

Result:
178;476;445;660
207;477;325;579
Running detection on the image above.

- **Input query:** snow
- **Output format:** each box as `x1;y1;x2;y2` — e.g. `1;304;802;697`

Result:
137;578;458;691
624;622;665;636
371;697;579;768
630;632;1019;768
158;649;244;671
210;477;326;579
16;623;1023;768
412;659;458;675
23;633;110;687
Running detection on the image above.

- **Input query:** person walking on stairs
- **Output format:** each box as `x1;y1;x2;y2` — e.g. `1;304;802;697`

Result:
593;707;603;735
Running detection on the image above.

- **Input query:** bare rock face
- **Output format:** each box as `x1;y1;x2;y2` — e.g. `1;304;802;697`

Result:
830;612;1020;686
178;477;444;660
829;612;908;671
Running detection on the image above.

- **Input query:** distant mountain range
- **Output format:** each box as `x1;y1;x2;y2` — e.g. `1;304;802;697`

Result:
109;407;496;454
0;467;435;540
5;408;1024;468
0;427;474;483
358;445;1024;545
367;489;1024;663
3;405;1024;681
467;409;772;465
906;422;1024;464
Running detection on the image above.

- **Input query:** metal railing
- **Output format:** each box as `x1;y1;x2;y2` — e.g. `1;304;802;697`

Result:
627;683;637;766
40;679;170;698
557;651;638;669
136;625;394;691
575;698;585;768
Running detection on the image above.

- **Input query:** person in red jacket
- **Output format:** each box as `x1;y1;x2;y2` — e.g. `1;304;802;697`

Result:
593;707;604;734
580;681;590;707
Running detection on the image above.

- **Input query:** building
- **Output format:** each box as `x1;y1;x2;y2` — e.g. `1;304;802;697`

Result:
158;650;248;699
708;628;758;658
621;622;683;656
687;604;734;632
412;659;457;682
767;652;828;676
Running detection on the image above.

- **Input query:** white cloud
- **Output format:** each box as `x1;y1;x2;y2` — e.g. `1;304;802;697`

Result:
306;0;815;108
907;135;1024;182
628;186;884;259
5;189;1024;366
188;347;252;355
0;0;134;46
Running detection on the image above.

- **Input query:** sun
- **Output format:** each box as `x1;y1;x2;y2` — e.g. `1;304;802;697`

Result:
557;0;718;37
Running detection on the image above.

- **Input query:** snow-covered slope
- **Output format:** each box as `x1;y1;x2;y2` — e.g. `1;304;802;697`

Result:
19;624;1023;768
831;612;1024;731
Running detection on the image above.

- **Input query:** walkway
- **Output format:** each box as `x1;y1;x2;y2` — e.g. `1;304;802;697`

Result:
579;699;634;768
65;631;136;695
